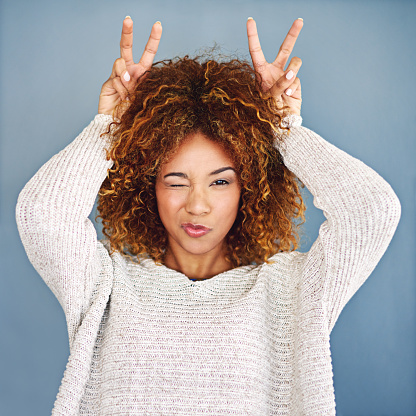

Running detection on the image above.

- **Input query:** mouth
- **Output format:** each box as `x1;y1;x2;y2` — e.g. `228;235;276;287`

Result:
181;223;212;238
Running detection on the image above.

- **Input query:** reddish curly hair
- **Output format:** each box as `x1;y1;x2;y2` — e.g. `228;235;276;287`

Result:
97;55;305;267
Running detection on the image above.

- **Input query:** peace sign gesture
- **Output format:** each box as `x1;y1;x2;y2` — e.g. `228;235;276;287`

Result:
98;17;162;115
247;18;303;115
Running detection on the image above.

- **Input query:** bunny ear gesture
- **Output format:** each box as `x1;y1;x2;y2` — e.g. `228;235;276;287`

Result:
119;17;163;83
247;18;303;115
98;17;301;116
99;17;162;116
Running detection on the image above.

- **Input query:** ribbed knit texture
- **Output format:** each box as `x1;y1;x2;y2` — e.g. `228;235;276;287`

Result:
16;115;401;415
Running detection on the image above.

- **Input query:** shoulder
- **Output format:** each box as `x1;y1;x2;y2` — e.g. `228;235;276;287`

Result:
259;250;307;288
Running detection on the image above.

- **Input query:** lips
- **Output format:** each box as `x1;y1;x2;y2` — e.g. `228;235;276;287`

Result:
181;223;212;238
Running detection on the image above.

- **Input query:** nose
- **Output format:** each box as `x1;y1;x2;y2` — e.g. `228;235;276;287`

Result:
185;187;211;216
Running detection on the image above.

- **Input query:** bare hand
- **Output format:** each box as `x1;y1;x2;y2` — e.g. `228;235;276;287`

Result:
98;17;162;115
247;18;303;115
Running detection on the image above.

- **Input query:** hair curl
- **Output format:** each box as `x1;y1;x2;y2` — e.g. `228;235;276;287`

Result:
97;55;305;267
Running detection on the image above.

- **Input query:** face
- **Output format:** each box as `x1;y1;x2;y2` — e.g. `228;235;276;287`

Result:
155;132;241;259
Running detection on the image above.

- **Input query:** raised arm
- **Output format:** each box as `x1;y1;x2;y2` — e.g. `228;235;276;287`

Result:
16;17;162;344
280;126;401;331
249;18;401;330
16;115;114;344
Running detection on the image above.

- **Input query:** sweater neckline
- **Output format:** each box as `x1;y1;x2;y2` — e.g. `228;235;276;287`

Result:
139;257;257;285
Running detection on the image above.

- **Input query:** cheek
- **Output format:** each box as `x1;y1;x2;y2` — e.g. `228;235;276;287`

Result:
155;188;185;222
217;191;241;223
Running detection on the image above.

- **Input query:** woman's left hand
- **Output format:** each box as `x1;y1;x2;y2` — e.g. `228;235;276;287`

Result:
247;18;303;116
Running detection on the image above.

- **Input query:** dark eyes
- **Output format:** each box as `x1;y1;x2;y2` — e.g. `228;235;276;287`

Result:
211;179;229;186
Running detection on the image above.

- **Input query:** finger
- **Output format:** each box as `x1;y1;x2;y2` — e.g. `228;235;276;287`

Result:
284;56;302;83
292;79;302;100
285;77;301;98
110;58;130;85
134;21;162;79
112;77;130;101
247;17;267;72
120;16;134;65
273;18;303;71
270;56;302;98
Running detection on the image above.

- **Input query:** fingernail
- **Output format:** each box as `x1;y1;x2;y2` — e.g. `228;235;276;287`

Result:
286;88;293;96
125;16;132;20
123;71;130;82
247;17;254;20
155;20;162;25
297;18;303;21
286;70;294;80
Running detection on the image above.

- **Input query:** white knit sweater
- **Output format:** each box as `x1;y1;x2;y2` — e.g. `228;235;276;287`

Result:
16;114;401;415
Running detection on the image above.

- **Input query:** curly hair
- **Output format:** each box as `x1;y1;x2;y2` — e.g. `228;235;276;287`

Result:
97;55;305;267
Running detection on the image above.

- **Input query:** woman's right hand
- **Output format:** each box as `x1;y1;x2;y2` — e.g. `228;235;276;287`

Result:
98;17;162;116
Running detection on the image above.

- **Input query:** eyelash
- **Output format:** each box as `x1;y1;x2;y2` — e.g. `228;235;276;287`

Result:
211;179;229;186
168;179;230;188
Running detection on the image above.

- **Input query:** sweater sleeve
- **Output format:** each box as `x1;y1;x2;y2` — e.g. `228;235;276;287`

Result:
277;123;401;331
16;114;114;335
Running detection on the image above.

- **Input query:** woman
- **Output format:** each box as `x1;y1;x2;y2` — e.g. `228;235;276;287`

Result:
16;16;400;415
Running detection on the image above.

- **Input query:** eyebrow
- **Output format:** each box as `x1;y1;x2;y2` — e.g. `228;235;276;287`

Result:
163;167;236;179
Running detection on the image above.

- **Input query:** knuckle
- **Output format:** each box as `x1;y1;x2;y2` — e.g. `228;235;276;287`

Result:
249;45;262;53
279;46;291;55
112;77;120;87
120;39;133;48
274;78;287;90
149;32;161;41
114;58;125;68
144;46;157;55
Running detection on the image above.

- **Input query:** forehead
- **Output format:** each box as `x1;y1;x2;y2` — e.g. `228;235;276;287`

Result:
160;132;234;172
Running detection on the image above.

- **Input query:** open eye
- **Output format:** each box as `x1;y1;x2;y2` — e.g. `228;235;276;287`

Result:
211;179;229;186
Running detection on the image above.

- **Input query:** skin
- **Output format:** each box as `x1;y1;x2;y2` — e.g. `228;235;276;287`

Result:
155;132;241;280
98;16;304;279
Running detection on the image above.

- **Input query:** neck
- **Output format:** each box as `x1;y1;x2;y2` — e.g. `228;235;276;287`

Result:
163;243;233;280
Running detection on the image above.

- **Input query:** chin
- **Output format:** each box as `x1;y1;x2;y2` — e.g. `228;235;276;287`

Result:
172;234;225;257
182;242;220;256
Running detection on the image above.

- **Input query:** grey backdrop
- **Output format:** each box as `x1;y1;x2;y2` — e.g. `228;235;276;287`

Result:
1;0;415;415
